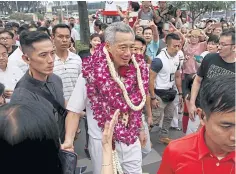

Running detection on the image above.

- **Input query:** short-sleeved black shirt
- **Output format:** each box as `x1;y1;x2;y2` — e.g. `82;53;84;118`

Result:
197;53;235;108
197;53;235;83
10;71;66;142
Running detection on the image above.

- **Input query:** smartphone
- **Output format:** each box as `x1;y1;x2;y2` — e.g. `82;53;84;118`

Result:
129;11;138;18
139;20;149;26
194;55;203;63
164;23;169;31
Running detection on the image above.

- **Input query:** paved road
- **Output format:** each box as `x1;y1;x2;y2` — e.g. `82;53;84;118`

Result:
74;118;184;174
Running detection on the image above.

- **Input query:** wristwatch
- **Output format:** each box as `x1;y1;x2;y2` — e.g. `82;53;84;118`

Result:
178;93;183;95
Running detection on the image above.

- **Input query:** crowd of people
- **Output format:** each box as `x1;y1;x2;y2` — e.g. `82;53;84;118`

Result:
0;1;235;174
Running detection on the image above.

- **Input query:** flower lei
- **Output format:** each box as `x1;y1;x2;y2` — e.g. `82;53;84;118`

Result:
82;43;149;145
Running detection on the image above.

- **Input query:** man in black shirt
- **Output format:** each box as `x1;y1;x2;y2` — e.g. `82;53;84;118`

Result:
189;29;235;121
10;31;66;142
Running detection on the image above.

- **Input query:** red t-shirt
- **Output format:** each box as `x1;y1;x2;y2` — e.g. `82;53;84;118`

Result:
157;127;235;174
129;16;137;28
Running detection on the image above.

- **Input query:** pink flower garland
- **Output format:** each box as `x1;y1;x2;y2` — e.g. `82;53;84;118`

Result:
82;44;149;145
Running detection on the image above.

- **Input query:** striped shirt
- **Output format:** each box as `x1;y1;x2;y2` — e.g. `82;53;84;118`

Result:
53;51;82;100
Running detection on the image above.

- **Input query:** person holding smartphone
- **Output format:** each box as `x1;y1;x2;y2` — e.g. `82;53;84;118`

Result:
117;2;140;27
143;20;160;60
138;1;158;23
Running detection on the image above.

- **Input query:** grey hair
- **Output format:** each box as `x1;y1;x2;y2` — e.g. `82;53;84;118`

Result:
104;22;135;44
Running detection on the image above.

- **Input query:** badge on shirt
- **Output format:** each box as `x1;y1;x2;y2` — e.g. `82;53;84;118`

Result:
170;73;175;82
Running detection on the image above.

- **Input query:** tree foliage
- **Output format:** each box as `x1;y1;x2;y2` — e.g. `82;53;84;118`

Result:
0;1;42;14
170;1;235;27
9;12;34;21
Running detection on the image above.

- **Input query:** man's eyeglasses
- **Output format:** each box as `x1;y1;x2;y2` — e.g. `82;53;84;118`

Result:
0;37;12;41
218;43;234;47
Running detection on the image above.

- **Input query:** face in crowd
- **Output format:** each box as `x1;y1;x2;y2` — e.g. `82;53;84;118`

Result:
52;27;71;51
189;30;200;45
0;44;8;70
207;41;219;53
142;1;152;9
69;18;75;25
22;35;55;78
166;34;181;57
0;31;14;51
212;27;223;36
132;40;146;55
136;26;144;37
222;23;228;30
90;36;101;49
218;34;235;59
159;1;167;10
143;28;153;44
106;32;134;68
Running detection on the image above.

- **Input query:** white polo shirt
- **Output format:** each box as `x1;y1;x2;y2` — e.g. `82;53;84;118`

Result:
151;48;181;90
0;64;24;102
53;51;82;100
67;74;102;139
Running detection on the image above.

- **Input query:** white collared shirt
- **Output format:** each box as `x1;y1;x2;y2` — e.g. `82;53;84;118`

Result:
53;50;82;100
0;64;24;102
67;74;102;139
8;47;28;73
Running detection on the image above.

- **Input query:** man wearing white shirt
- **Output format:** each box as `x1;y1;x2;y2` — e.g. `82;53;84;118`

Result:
69;17;80;41
0;43;23;102
62;22;147;174
149;33;183;144
8;47;28;73
52;24;82;102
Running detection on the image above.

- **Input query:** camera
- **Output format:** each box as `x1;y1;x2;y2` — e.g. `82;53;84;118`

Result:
167;5;177;17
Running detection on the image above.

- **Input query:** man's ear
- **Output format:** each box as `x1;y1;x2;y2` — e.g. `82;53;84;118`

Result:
22;54;30;64
232;44;235;53
105;42;111;52
196;108;205;126
51;34;55;41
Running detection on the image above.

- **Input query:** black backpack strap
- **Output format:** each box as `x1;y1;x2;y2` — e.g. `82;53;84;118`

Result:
15;82;67;117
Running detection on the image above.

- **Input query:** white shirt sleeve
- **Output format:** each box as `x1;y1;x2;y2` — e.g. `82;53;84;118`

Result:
66;74;87;113
200;51;209;58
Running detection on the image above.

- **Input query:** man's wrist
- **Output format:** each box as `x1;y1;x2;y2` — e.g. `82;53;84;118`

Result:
151;96;156;100
64;136;74;144
190;100;195;105
139;127;145;132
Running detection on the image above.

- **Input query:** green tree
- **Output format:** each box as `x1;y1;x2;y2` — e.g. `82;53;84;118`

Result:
0;1;42;14
170;1;235;28
77;1;90;45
